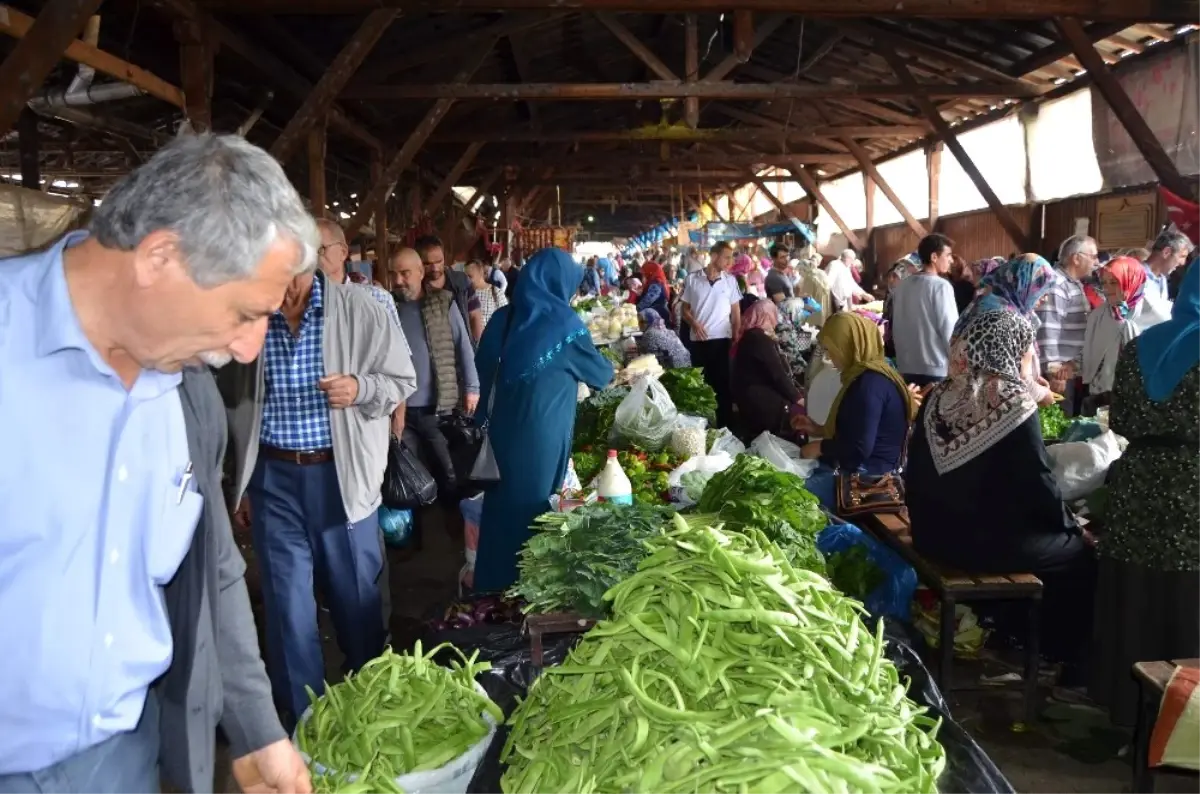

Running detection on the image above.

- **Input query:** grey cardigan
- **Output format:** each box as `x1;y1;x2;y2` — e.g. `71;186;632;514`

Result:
223;270;418;522
158;367;285;793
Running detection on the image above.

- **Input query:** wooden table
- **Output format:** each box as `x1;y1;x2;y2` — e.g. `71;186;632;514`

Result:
1132;658;1200;792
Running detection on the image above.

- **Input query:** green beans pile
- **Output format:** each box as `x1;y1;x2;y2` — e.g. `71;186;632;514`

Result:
297;643;503;791
501;514;947;793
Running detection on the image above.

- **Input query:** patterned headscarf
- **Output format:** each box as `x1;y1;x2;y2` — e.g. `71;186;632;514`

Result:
1103;255;1147;321
732;299;779;358
972;257;1006;283
923;311;1038;475
638;307;665;330
818;312;914;439
953;254;1054;339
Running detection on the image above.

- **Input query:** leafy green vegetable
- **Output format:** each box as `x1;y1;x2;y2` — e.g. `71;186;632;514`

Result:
502;515;947;794
573;385;629;451
659;367;718;424
696;454;828;572
827;544;885;602
680;470;713;502
599;344;624;368
511;503;695;617
1039;403;1069;440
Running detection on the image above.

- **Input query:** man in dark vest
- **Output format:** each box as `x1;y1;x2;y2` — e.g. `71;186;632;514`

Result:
389;248;480;493
415;234;484;342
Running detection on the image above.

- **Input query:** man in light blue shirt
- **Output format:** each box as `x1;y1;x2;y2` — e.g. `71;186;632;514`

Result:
0;135;318;793
1144;228;1194;307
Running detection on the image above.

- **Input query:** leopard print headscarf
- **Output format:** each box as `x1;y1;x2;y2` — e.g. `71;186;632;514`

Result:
923;310;1039;475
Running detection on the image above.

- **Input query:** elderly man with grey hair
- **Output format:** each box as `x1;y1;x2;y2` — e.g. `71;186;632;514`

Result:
223;218;416;731
1035;233;1100;413
0;134;316;793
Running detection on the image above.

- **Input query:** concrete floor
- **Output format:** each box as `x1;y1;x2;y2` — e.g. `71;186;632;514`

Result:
231;509;1196;794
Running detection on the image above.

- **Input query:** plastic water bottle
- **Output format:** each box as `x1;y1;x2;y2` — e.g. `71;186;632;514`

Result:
597;450;633;505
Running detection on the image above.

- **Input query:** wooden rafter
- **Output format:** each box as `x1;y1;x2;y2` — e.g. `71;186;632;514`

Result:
425;143;485;215
684;14;699;129
595;12;677;81
0;4;184;109
345;80;1040;101
308;123;327;216
927;142;942;228
371;156;389;283
269;9;397;164
343;40;497;236
749;174;796;220
703;14;787;82
840;136;927;238
0;0;105;135
789;162;864;250
877;45;1030;250
430;125;926;144
1054;17;1192;199
198;0;1199;22
466;166;504;212
176;16;216;132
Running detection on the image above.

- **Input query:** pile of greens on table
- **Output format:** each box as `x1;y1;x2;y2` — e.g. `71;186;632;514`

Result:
658;367;718;424
1038;403;1069;440
573;385;629;452
826;544;885;603
696;454;828;574
502;514;947;793
510;502;689;617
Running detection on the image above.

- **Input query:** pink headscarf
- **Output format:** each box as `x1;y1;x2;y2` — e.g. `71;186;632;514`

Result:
731;252;754;277
732;299;779;358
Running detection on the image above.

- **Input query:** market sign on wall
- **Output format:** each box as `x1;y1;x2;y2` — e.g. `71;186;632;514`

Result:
1095;191;1157;250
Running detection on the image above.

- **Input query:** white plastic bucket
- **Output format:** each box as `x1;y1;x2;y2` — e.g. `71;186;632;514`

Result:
293;683;498;794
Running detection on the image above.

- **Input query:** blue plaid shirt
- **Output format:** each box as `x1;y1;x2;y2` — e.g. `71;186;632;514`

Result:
260;274;333;450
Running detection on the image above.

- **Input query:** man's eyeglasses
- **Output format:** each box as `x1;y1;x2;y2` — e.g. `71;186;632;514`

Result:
318;242;347;259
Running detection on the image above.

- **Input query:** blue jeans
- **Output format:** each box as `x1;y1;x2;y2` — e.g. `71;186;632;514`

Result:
805;462;839;512
0;695;159;793
249;458;385;721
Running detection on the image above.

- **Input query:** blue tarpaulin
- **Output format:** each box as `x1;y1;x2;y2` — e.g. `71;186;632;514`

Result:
756;217;815;242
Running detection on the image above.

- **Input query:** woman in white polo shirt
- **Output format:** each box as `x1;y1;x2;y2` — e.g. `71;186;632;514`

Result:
681;240;742;428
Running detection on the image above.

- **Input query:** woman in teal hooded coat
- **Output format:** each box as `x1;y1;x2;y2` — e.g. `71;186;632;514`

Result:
472;248;614;592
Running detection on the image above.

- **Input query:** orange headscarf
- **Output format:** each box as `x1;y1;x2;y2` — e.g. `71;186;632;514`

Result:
640;260;670;299
1104;255;1147;320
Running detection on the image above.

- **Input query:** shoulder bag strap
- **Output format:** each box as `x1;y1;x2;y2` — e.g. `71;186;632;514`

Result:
482;309;517;425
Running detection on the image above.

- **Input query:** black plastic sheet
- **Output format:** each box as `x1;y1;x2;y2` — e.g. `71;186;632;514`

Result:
423;618;1013;794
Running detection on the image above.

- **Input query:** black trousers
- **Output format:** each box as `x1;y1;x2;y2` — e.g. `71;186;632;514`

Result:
404;406;457;492
690;338;734;430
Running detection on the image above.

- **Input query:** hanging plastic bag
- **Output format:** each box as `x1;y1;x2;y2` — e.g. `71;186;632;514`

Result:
750;431;819;479
708;427;746;457
667;452;736;507
381;436;438;509
611;375;678;451
459;494;484;593
379;506;414;548
816;522;917;621
1047;430;1122;501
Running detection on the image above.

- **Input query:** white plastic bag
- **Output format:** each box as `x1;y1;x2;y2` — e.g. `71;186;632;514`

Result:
750;431;819;479
1047;430;1123;501
708;427;747;457
667;452;736;506
611;375;678;451
670;415;708;459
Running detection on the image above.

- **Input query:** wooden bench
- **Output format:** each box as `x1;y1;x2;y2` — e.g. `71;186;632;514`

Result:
856;511;1044;724
1132;658;1200;793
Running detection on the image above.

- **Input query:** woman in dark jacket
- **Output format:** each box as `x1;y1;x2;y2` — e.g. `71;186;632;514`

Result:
907;310;1095;681
731;300;803;439
795;312;913;509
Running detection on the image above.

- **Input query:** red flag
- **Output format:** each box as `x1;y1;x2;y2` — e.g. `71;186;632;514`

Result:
1159;186;1199;245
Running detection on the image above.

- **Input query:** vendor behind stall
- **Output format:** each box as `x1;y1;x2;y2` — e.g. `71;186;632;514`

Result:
907;310;1095;684
731;300;803;440
793;312;913;510
1089;261;1199;725
636;308;690;370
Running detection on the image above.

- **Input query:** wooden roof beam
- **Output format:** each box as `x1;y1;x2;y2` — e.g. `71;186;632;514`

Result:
595;12;678;81
1054;17;1192;199
431;126;922;145
748;173;798;220
198;0;1199;22
345;81;1040;101
0;4;184;109
877;44;1030;251
424;142;484;214
343;39;497;236
703;14;787;82
788;163;862;250
840;135;927;238
269;10;397;164
0;0;106;135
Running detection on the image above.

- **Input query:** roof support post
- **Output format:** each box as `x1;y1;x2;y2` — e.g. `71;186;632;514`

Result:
371;155;389;287
595;12;678;81
878;45;1030;251
684;14;699;129
789;161;864;251
425;142;485;215
749;174;795;221
18;109;40;189
308;122;327;217
176;16;216;132
1054;17;1193;199
0;0;105;136
841;135;927;238
863;173;875;240
343;39;497;236
270;9;398;164
702;13;786;81
732;11;754;63
927;142;942;229
705;196;727;223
